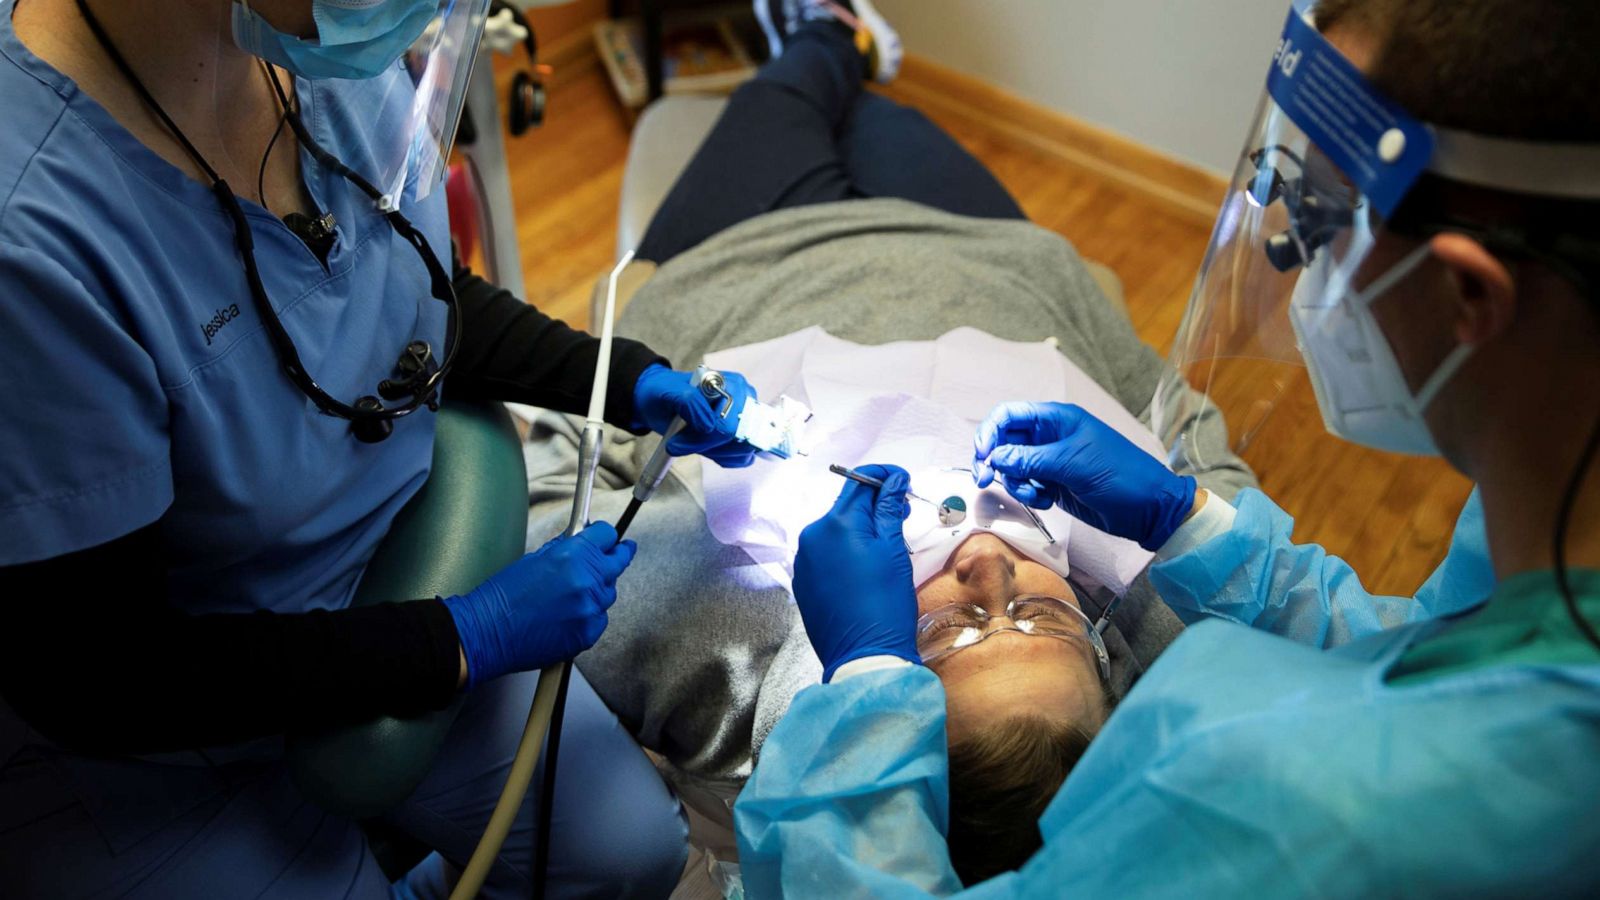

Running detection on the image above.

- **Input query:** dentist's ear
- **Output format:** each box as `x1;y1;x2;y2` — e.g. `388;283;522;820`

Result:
1430;232;1517;346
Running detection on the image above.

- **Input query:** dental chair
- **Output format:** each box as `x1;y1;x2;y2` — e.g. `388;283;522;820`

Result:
285;397;529;878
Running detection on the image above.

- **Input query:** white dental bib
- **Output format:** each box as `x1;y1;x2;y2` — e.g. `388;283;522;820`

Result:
700;327;1168;596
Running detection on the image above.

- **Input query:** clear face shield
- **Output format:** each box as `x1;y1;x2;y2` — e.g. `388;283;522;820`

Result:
1152;7;1444;469
233;0;491;206
372;0;492;206
1154;6;1600;470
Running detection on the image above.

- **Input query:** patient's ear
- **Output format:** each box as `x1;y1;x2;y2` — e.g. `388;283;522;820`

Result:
1430;233;1516;346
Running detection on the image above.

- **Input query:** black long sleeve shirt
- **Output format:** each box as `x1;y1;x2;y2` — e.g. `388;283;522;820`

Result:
0;263;665;756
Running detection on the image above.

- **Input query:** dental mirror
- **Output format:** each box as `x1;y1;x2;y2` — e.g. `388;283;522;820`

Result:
937;495;968;527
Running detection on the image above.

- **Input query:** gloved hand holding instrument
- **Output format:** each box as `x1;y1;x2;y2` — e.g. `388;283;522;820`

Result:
442;522;635;689
632;364;757;466
794;464;922;682
617;364;756;537
973;402;1199;552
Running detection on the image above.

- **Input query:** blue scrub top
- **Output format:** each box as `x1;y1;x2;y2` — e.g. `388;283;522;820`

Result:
0;2;448;623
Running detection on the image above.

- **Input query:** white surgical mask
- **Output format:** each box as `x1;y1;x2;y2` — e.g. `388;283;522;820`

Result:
1289;244;1474;456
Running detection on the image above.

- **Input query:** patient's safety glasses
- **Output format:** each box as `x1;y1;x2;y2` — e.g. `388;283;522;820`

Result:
916;596;1110;680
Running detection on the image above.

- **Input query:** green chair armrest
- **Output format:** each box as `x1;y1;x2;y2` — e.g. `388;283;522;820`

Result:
287;398;529;819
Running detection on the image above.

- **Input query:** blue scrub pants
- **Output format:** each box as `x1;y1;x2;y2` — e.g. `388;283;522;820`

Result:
0;669;686;899
634;23;1026;264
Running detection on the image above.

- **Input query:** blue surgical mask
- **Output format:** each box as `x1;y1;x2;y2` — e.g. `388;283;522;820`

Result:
232;0;438;81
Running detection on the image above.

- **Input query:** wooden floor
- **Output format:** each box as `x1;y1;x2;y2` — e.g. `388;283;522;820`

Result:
498;63;1473;597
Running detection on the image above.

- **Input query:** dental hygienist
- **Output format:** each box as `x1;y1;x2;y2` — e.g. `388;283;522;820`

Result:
0;0;755;896
734;1;1600;895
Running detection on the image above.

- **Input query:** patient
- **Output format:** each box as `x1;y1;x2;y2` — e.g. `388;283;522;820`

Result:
523;0;1256;884
917;535;1114;746
919;533;1119;881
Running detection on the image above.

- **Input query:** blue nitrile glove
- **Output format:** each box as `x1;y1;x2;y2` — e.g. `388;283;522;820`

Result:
443;522;637;688
973;402;1197;552
631;364;759;468
793;464;921;682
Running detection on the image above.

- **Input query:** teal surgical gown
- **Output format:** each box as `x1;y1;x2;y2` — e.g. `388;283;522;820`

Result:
735;488;1600;896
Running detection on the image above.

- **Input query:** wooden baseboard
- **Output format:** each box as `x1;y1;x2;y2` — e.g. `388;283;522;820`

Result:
887;54;1229;225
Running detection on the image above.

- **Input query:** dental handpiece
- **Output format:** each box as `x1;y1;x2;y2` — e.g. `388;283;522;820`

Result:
616;367;731;538
564;422;604;538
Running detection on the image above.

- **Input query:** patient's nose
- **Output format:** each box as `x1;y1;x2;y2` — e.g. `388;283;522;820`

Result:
953;538;1015;612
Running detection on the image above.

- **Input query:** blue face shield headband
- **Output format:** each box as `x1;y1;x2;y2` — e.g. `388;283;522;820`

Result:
232;0;440;81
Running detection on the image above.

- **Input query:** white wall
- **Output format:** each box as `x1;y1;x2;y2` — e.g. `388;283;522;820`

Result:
873;0;1294;175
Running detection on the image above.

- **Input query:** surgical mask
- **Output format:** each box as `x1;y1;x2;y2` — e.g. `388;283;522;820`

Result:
1289;244;1475;456
232;0;438;81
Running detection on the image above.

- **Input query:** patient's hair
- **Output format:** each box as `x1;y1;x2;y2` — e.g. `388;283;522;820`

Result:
945;688;1115;885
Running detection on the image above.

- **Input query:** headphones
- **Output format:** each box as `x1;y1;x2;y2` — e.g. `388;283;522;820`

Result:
496;1;547;137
